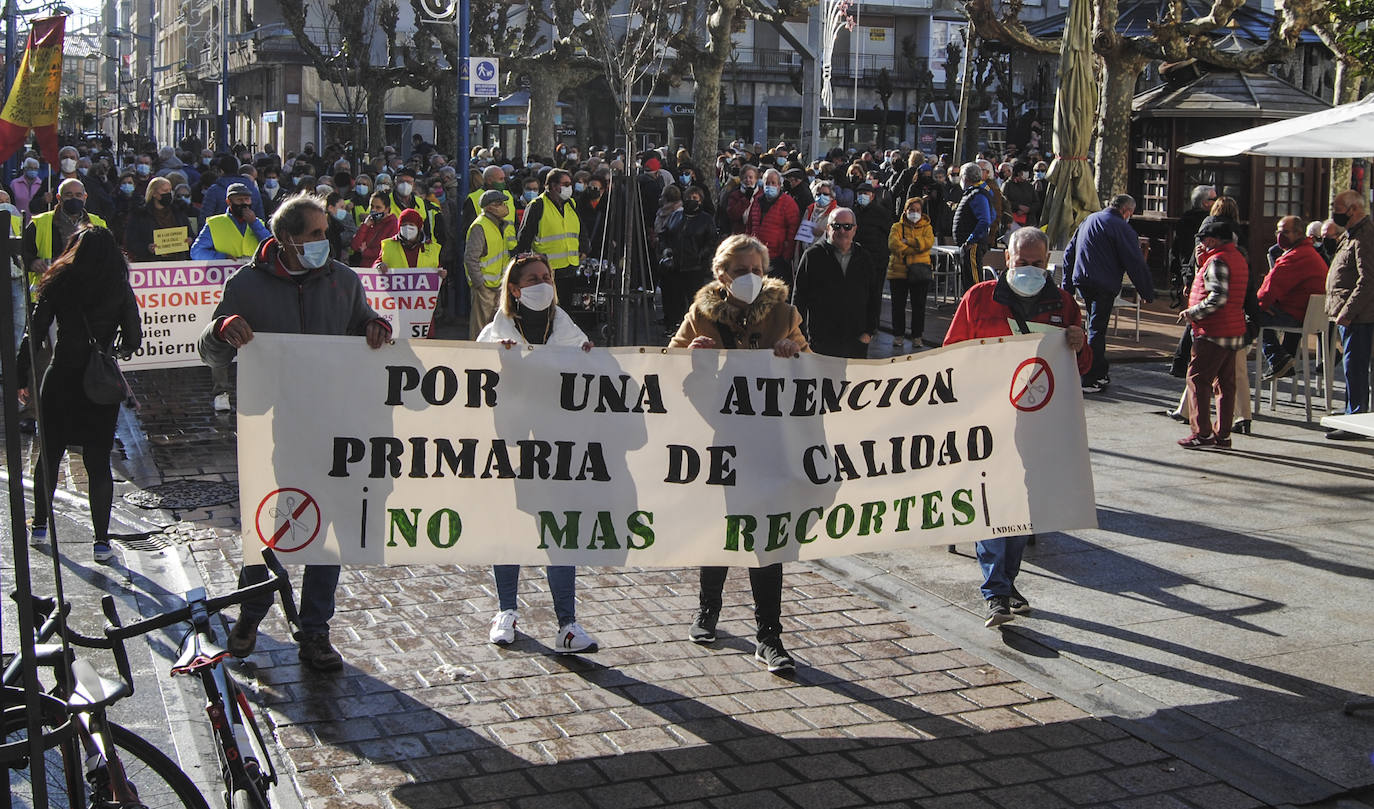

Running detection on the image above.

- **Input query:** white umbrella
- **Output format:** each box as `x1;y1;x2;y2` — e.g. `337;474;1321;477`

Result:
1178;93;1374;158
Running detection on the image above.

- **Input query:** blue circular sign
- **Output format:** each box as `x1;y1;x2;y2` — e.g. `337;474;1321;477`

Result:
476;60;496;81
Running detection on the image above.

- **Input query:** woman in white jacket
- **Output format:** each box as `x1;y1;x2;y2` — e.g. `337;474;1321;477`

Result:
477;252;597;653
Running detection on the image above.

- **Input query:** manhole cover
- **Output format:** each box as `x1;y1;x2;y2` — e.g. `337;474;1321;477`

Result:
123;480;239;510
111;531;175;551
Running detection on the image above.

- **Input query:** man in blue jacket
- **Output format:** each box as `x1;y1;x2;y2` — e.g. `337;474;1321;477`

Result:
951;162;994;291
200;155;266;219
1063;194;1155;393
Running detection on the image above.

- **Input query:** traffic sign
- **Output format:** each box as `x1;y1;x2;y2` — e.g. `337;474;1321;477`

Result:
469;57;499;98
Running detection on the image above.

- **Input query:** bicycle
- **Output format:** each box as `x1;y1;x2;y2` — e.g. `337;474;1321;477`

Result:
102;550;301;809
3;550;299;809
2;594;208;809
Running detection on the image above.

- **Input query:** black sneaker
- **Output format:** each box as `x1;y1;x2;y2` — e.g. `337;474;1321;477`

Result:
985;595;1014;628
1008;587;1032;615
227;620;259;658
755;635;795;673
688;609;718;643
295;632;343;672
1263;356;1296;381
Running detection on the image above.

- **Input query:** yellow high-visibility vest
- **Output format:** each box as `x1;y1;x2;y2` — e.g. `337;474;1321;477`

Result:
378;237;441;269
205;214;261;259
32;211;108;260
532;193;579;271
469;214;516;288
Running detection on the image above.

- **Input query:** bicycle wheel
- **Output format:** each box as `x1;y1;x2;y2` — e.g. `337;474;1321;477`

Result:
5;718;210;809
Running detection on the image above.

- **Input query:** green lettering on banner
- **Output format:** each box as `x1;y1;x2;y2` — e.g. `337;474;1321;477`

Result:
951;489;976;526
723;514;757;551
428;508;462;548
626;511;655;549
387;508;423;547
921;491;945;529
538;511;581;549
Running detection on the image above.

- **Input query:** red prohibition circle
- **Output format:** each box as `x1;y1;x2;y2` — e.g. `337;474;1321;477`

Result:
254;488;322;553
1009;357;1055;412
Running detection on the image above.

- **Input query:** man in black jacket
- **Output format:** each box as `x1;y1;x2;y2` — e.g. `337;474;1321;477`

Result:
853;183;893;273
794;207;884;358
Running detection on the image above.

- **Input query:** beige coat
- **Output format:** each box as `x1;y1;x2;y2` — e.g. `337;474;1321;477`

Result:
669;277;809;352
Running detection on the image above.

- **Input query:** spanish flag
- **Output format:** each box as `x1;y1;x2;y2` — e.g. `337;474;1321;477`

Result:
0;16;65;167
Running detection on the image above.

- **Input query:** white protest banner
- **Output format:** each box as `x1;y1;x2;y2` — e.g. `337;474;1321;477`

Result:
237;333;1096;567
126;260;442;370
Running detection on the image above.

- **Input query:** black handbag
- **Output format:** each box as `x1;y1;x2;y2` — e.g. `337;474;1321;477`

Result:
81;312;129;405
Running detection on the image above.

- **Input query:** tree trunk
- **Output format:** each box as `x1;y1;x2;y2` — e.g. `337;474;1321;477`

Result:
432;79;456;157
953;35;977;163
527;74;560;160
692;59;725;176
366;83;390;156
1329;61;1365;202
1094;54;1145;201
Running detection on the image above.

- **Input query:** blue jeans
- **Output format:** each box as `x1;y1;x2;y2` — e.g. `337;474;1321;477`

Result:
10;277;25;354
1077;283;1116;383
239;563;339;636
1340;322;1374;414
1258;310;1303;368
493;565;577;627
976;536;1029;601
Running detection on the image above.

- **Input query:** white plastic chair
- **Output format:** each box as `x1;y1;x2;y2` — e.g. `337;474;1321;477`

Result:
1251;293;1333;423
1112;284;1142;341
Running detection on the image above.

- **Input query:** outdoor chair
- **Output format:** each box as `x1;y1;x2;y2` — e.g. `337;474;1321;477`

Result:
1251;294;1334;423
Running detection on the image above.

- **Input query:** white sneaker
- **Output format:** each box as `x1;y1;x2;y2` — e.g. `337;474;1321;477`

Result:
552;622;598;654
488;609;518;645
212;393;232;412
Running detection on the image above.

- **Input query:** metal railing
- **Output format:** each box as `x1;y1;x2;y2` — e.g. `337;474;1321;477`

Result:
728;48;923;80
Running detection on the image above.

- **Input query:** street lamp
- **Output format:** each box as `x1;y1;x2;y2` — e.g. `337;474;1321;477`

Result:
416;0;469;203
105;26;154;145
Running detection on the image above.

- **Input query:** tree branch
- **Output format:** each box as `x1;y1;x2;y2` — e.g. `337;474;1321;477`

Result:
960;0;1061;55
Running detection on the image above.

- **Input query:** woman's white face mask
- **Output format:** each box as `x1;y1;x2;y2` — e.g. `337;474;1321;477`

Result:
727;272;763;305
517;282;555;311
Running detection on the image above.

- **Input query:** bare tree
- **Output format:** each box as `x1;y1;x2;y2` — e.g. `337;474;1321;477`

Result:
675;0;814;177
962;0;1323;195
579;0;682;153
279;0;439;155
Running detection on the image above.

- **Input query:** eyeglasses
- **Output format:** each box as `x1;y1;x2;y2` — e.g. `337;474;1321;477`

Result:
830;223;856;231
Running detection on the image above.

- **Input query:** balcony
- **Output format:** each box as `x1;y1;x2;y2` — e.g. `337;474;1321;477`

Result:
728;48;922;81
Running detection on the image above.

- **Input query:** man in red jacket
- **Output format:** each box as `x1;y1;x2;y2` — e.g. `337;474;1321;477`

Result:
1258;215;1328;380
1178;219;1249;449
943;227;1088;628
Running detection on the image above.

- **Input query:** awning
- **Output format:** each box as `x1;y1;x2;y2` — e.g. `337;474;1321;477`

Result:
1178;93;1374;157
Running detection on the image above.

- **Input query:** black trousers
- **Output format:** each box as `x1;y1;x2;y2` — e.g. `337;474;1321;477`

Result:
698;563;783;640
811;335;869;359
889;277;930;342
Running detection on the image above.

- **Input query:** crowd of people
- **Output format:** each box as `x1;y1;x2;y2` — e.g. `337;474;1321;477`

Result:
9;129;1372;664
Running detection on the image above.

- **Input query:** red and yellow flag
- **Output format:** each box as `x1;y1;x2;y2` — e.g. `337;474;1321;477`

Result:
0;16;65;167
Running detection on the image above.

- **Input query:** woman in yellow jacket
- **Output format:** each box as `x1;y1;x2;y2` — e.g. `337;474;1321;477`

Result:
887;196;935;352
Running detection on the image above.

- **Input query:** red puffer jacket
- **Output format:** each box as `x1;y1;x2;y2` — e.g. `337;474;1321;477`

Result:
944;277;1093;376
1190;242;1249;340
746;191;800;262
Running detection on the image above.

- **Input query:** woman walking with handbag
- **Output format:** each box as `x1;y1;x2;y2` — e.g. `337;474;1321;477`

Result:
17;226;141;563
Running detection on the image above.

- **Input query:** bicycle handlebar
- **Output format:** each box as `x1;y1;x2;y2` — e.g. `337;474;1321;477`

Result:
101;549;300;694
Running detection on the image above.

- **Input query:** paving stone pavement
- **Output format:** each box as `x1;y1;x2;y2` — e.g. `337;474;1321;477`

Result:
59;365;1279;809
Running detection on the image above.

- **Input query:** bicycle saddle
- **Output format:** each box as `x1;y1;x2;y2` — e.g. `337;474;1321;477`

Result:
171;629;231;675
68;658;131;711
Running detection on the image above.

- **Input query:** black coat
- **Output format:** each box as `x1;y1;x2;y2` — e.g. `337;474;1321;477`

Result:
793;241;884;343
124;202;193;262
854;203;893;270
663;208;718;274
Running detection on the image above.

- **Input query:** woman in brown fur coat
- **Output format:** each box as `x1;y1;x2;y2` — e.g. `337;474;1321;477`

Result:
667;233;807;673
